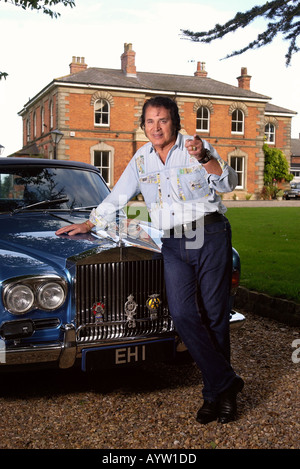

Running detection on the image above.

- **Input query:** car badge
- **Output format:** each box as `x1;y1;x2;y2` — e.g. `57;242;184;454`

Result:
124;294;137;328
146;294;161;320
92;302;105;324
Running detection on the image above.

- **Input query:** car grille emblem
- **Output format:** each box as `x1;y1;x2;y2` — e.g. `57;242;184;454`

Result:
146;294;161;320
124;294;137;328
92;302;105;324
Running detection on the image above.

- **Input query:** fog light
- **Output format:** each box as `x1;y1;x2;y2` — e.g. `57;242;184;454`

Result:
0;319;34;340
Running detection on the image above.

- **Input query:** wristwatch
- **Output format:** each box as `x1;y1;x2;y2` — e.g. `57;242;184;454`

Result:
198;147;212;165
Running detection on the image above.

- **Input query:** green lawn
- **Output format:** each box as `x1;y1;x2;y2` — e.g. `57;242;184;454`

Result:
226;207;300;303
126;203;300;304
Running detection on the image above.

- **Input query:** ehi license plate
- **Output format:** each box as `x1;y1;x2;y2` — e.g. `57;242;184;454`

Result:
81;338;175;371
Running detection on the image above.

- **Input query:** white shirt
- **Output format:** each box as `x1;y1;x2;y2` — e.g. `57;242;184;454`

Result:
90;134;238;231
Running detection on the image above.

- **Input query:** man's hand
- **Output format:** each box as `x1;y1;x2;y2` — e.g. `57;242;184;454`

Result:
55;220;94;236
185;134;203;159
186;134;222;175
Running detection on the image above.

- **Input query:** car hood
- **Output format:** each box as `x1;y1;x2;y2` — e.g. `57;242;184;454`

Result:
0;212;162;280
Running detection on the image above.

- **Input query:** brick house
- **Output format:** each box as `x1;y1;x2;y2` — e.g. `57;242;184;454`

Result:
291;135;300;182
18;43;296;199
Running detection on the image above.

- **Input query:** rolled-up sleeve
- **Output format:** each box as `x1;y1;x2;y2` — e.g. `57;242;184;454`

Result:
90;158;140;228
204;141;238;193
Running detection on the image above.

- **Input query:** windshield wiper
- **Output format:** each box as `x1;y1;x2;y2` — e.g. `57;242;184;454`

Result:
11;197;69;215
71;205;97;211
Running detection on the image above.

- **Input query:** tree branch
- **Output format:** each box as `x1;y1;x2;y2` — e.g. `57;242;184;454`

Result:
181;0;300;66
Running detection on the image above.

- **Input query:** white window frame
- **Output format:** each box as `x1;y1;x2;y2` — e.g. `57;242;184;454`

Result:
50;101;54;130
94;99;110;127
41;106;45;134
33;111;37;138
265;123;275;144
230;156;245;189
93;150;112;186
196;106;210;132
26;118;31;143
231;109;244;134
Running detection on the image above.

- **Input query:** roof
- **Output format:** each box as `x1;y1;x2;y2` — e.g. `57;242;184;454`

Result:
55;67;270;102
265;102;297;116
291;138;300;156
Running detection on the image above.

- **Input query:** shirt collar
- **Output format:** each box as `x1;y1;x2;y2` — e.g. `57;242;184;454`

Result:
149;132;182;154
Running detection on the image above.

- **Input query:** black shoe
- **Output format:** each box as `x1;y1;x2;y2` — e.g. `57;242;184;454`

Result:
218;377;244;424
196;400;219;425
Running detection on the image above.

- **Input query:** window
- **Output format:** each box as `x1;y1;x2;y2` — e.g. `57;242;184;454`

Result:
231;109;244;134
41;107;45;134
265;123;275;144
230;156;244;189
50;101;54;129
33;111;37;138
94;150;111;185
196;106;210;132
94;99;110;126
26;118;31;143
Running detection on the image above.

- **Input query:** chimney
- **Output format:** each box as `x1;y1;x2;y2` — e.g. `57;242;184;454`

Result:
194;62;207;78
69;56;87;74
121;43;136;77
237;67;251;90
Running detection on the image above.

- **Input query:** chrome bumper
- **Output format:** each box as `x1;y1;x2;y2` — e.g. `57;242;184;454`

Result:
0;324;174;369
0;324;77;369
0;311;245;368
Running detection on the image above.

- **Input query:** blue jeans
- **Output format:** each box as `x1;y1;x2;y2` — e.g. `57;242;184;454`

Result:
162;217;237;401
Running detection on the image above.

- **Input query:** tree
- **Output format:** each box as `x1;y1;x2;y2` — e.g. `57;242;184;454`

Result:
181;0;300;66
263;143;293;185
1;0;75;79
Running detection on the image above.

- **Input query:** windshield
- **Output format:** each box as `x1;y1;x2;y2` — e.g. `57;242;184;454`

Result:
0;165;110;213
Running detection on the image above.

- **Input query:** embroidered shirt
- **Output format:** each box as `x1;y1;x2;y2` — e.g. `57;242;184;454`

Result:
90;134;238;231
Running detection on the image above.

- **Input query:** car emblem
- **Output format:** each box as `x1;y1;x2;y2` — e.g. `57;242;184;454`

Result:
124;294;137;328
146;294;161;320
92;302;105;324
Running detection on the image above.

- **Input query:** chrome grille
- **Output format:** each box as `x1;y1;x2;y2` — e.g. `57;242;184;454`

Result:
76;257;173;341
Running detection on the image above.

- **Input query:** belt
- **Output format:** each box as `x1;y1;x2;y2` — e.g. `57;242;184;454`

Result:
167;212;224;236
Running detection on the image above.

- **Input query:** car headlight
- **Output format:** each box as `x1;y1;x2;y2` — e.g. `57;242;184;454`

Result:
2;276;67;315
5;284;35;315
37;282;65;311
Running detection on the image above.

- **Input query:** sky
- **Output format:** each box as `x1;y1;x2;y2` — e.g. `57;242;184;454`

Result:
1;0;300;157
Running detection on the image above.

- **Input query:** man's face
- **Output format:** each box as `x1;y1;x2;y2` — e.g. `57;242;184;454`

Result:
144;105;176;150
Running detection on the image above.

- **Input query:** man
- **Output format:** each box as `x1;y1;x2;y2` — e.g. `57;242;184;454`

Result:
56;96;244;424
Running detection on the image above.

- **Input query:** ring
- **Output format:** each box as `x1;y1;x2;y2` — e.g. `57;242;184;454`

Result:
192;146;196;151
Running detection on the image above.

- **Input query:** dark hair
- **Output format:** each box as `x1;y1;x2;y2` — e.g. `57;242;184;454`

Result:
140;96;181;133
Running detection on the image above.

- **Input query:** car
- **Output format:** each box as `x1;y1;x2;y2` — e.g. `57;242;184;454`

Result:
283;182;300;199
0;158;244;371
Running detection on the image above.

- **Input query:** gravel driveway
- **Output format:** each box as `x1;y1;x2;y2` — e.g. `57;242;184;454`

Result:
0;311;299;450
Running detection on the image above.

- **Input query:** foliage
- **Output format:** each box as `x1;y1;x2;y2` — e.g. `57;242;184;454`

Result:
0;0;75;80
181;0;300;66
1;0;75;18
263;143;293;185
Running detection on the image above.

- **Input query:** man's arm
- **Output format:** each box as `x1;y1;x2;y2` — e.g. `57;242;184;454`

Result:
185;134;238;191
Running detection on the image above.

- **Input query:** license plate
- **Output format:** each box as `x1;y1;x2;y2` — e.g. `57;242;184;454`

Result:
81;338;175;371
